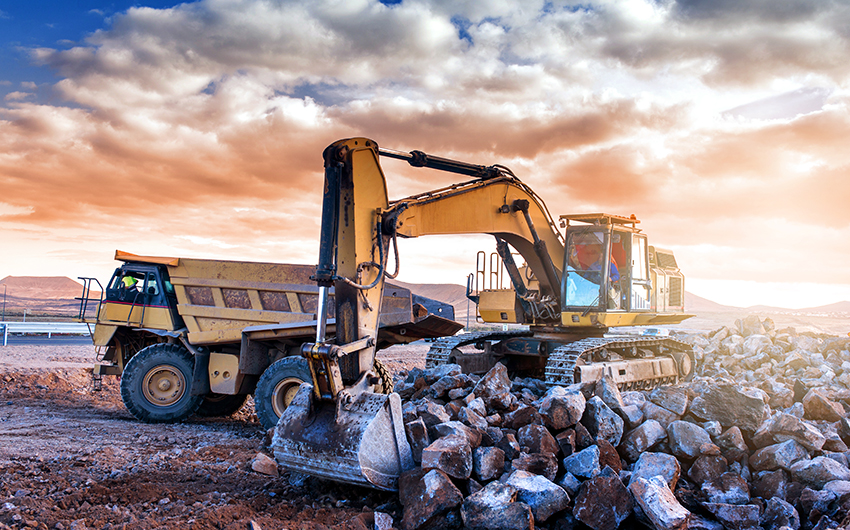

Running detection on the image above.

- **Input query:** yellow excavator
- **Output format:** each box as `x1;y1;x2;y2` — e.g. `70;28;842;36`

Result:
272;137;693;491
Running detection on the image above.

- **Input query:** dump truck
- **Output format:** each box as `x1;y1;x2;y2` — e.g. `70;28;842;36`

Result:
76;252;461;429
270;137;695;491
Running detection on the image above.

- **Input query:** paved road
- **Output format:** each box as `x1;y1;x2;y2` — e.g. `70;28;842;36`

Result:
1;334;92;346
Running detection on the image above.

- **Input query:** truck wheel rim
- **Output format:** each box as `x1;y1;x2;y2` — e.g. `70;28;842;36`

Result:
142;364;186;406
271;377;303;418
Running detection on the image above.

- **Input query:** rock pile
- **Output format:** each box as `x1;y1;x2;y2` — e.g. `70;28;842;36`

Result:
392;317;850;530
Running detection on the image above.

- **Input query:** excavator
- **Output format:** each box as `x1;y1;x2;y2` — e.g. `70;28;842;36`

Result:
272;137;694;491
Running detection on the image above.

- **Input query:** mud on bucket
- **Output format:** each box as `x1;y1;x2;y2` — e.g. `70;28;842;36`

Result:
271;384;414;491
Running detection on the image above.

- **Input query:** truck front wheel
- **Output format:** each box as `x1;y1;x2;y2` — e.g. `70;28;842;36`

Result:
120;343;203;423
254;356;311;430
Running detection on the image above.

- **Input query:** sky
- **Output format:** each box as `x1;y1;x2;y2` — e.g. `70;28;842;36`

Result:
1;0;849;310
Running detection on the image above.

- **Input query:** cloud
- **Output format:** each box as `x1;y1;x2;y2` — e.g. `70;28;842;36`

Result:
2;0;850;303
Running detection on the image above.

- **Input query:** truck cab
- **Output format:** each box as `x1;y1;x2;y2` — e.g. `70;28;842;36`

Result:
100;263;182;331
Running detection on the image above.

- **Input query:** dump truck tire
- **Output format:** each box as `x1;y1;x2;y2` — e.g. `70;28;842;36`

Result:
120;343;203;423
255;356;312;431
196;393;248;417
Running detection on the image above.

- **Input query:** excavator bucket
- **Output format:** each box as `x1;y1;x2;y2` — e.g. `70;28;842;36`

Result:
271;384;414;491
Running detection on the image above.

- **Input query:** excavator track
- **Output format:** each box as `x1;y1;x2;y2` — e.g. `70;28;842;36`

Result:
425;329;534;368
544;336;694;390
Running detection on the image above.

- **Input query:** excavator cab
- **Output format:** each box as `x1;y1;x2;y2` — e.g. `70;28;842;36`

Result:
562;214;651;313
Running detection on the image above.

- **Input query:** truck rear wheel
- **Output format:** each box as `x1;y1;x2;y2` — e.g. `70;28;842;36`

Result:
120;343;203;423
196;393;248;417
254;356;311;431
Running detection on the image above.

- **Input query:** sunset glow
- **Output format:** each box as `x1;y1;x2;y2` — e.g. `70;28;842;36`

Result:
2;0;849;309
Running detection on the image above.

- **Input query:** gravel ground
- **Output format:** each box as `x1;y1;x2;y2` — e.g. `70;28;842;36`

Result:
0;342;425;530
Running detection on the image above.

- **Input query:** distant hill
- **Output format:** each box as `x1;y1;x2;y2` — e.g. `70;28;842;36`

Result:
0;276;97;316
684;291;740;313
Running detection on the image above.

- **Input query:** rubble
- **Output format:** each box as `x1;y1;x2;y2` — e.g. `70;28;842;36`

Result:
392;317;850;529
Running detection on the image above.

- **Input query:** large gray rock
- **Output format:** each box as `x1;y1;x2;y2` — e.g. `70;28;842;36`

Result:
630;452;681;490
563;444;600;479
420;434;472;480
432;420;482;449
689;384;768;432
643;401;682;430
573;467;633;530
759;497;800;530
505;470;570;523
802;388;845;422
511;452;559;482
754;413;826;452
619;419;667;462
702;503;760;530
399;468;464;530
688;455;728;484
517;424;559;455
790;456;850;489
629;475;691;530
581;396;624;446
538;388;586;430
650;386;689;416
667;421;713;460
595;375;626;415
750;440;809;472
472;363;512;401
701;473;750;505
405;418;430;465
460;481;533;530
472;446;505;482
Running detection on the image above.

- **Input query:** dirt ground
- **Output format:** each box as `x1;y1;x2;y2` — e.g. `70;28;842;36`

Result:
0;343;428;530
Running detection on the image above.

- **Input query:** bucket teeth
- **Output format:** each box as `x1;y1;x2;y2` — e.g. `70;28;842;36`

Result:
271;384;414;491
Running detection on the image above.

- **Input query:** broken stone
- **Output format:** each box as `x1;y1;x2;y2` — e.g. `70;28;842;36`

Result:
630;452;681;490
539;388;586;430
581;396;624;446
460;481;532;530
421;434;473;480
790;456;850;489
556;429;576;456
620;404;645;430
701;472;750;505
643;401;682;430
563;444;600;479
459;406;489;430
715;426;749;462
750;440;809;472
689;384;768;432
650;386;689;416
471;364;511;401
594;375;626;416
573;467;633;530
630;475;691;530
512;452;559;482
433;420;482;449
759;497;800;530
472;446;505;482
502;404;542;430
619;419;667;462
496;432;521;461
505;470;570;523
688;454;728;484
596;439;622;473
399;468;463;530
702;503;760;530
250;453;279;477
517;423;559;455
405;418;430;465
802;388;845;422
751;469;791;501
755;413;826;452
667;421;713;461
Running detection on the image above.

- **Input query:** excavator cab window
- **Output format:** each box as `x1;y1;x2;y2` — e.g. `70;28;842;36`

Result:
564;229;620;309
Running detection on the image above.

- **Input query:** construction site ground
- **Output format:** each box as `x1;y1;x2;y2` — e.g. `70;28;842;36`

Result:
0;341;426;530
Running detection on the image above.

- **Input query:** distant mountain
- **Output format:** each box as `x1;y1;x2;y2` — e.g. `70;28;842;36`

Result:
684;291;740;312
798;300;850;313
0;276;97;315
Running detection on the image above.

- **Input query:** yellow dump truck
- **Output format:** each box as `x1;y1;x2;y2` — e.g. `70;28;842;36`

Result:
77;251;461;429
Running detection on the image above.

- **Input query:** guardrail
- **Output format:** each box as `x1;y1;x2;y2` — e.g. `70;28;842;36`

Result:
1;322;91;346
